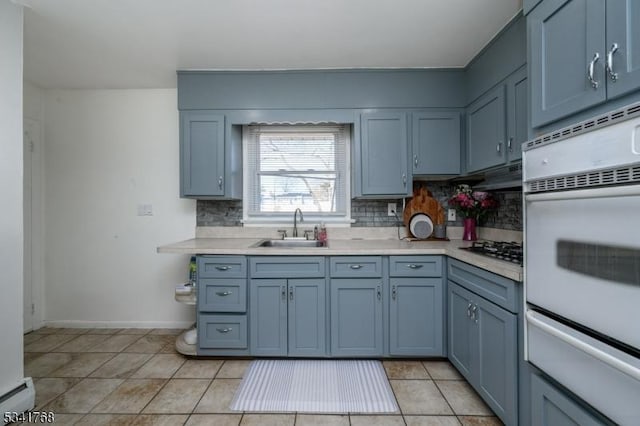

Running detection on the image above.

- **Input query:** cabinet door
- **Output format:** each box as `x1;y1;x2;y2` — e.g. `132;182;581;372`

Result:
606;1;640;99
475;294;518;426
529;0;606;127
250;279;287;356
359;112;410;196
389;278;444;356
330;278;383;357
531;373;604;426
447;282;474;380
181;111;225;197
288;279;326;357
466;85;507;173
506;66;528;162
412;111;460;175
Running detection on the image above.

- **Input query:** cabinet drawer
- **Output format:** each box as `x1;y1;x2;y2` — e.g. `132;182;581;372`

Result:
389;256;442;277
448;258;518;313
329;256;382;277
249;257;325;278
198;278;246;312
198;314;247;349
198;256;247;278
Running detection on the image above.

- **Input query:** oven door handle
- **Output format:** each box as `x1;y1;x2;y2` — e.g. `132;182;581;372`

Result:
525;184;640;202
526;311;640;381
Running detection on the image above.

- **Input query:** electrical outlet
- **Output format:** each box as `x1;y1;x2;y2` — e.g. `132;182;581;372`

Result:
387;202;397;217
447;209;456;221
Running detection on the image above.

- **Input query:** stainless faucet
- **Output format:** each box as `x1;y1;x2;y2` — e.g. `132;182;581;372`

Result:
293;208;304;237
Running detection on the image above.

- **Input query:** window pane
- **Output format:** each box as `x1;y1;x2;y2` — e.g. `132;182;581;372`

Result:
259;173;337;213
259;135;336;172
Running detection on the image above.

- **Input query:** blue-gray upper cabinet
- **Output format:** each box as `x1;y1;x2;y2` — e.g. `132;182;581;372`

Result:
506;66;528;162
412;111;461;175
180;111;242;199
606;1;640;99
250;278;326;357
527;0;640;127
356;112;411;198
330;278;384;357
466;85;507;173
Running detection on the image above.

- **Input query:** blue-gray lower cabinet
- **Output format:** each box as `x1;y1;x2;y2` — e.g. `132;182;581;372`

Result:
250;278;326;357
389;278;444;356
448;281;518;425
530;373;605;426
330;278;384;357
199;314;247;349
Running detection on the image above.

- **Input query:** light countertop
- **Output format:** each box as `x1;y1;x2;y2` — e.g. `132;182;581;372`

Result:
158;234;523;282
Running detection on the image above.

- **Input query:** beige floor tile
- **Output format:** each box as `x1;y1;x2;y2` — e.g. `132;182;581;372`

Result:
46;378;123;413
295;414;350;426
194;378;241;414
350;415;405;425
133;414;190;425
422;361;463;380
390;380;452;415
457;416;503;426
124;335;174;353
87;328;124;335
158;341;180;354
149;328;184;336
92;379;167;414
53;334;110;352
24;352;43;364
383;361;430;379
405;415;462;426
143;379;210;414
130;354;186;379
23;332;45;345
32;378;82;409
119;328;154;335
50;353;115;377
240;414;295;426
216;360;251;378
174;359;223;379
89;353;154;379
46;413;85;425
185;414;242;426
25;353;73;377
37;327;89;335
24;334;76;352
435;381;492;416
75;413;137;425
88;334;143;352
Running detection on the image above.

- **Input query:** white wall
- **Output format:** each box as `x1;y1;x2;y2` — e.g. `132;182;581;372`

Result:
0;0;24;394
44;89;197;328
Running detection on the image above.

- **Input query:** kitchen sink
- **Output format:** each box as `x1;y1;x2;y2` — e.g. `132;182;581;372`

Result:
253;239;328;248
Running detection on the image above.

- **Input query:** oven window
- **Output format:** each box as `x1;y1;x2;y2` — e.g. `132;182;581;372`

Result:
557;240;640;286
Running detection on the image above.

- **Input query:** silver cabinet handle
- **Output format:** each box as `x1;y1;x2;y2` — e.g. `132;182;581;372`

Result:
471;305;478;323
508;137;513;153
281;285;286;301
377;286;382;301
588;52;600;89
216;327;233;333
215;265;230;271
391;285;397;300
407;264;423;269
496;143;502;155
215;291;232;297
413;154;418;168
349;264;363;270
402;173;407;187
218;176;223;189
467;302;472;318
289;286;294;301
606;43;619;81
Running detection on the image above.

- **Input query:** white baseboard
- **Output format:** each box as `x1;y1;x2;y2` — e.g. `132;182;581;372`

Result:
1;378;35;425
41;320;194;329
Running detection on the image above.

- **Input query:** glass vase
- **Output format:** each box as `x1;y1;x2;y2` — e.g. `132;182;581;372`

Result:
462;217;477;241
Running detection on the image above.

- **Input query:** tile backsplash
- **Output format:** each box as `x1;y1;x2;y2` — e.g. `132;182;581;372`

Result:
197;182;522;231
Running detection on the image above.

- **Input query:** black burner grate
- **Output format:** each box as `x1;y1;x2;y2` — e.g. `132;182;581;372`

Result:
460;241;523;265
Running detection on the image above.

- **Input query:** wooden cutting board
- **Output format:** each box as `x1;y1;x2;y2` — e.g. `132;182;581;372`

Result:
403;187;445;226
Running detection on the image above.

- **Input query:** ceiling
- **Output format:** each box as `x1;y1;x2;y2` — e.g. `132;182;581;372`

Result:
22;0;523;89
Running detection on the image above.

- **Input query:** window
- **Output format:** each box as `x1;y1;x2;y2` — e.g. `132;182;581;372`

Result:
243;124;351;224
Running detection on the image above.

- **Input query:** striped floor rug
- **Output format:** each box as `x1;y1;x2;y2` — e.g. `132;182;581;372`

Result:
230;359;398;413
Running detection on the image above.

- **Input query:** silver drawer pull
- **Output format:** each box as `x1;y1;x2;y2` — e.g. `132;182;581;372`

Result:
215;265;231;271
216;327;233;333
349;264;363;270
407;264;423;269
215;291;232;297
588;52;600;89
